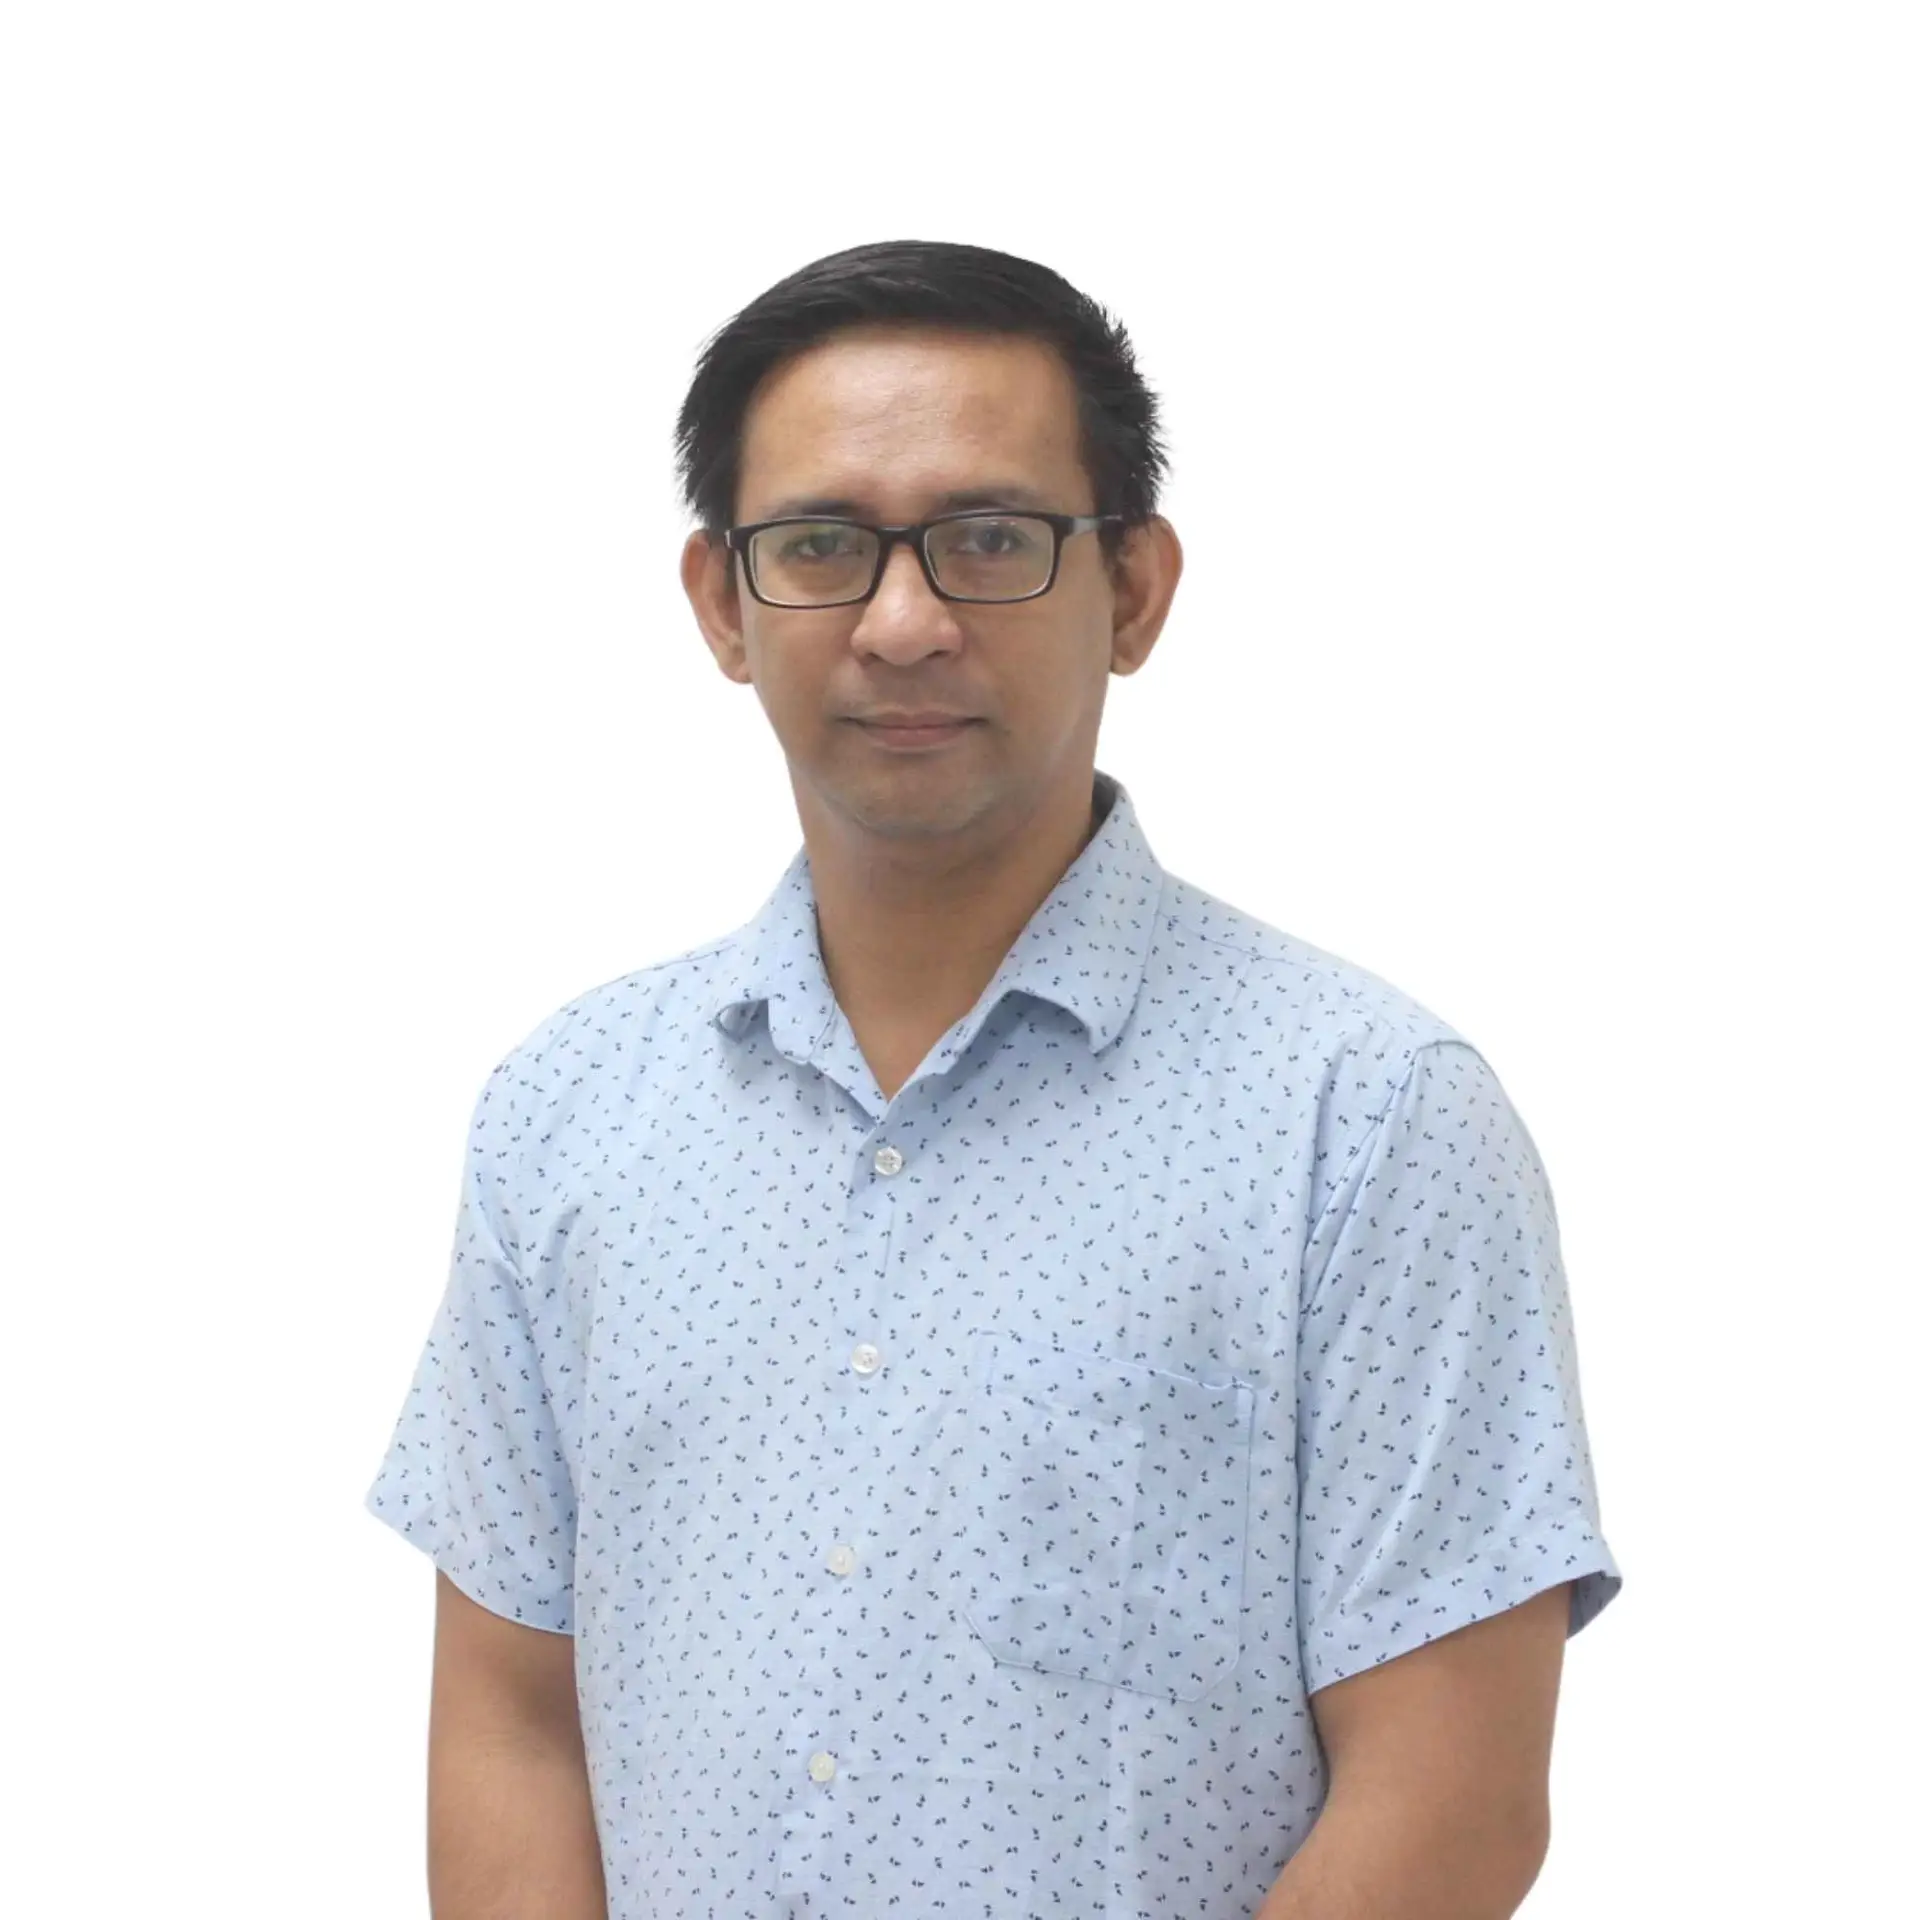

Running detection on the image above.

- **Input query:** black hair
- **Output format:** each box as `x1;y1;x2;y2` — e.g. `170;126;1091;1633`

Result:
672;239;1169;574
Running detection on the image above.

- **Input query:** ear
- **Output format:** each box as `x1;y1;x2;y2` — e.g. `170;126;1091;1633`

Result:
1109;517;1183;678
681;529;753;686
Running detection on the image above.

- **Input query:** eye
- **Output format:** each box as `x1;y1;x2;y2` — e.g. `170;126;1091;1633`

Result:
951;518;1035;554
778;526;859;561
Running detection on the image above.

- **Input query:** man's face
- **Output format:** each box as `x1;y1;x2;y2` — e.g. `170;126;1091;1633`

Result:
684;323;1169;847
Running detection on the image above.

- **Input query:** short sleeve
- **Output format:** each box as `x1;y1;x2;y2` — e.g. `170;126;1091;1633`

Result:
1294;1038;1622;1695
362;1069;578;1633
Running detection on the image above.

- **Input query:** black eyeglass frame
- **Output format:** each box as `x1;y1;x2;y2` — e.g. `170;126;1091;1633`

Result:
722;510;1125;608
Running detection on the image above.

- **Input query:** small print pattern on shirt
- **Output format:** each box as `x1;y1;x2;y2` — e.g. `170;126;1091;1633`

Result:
365;767;1623;1918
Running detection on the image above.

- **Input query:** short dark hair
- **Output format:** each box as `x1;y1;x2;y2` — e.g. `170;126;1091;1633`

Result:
672;239;1169;574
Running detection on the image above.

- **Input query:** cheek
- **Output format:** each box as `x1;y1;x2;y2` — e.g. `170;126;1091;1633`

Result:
1032;622;1113;703
743;631;832;727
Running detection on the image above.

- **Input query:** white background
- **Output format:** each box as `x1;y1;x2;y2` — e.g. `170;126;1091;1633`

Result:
3;3;1913;1913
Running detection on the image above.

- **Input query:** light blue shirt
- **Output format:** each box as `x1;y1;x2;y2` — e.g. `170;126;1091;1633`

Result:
365;766;1623;1918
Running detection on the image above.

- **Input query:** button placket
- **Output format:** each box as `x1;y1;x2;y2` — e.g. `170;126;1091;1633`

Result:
818;1131;898;1795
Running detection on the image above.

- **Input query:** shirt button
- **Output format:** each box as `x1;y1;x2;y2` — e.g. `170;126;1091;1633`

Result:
808;1750;837;1783
851;1342;881;1376
826;1542;857;1576
873;1144;904;1175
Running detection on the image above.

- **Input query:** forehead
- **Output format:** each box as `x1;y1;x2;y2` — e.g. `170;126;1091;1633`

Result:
736;325;1085;515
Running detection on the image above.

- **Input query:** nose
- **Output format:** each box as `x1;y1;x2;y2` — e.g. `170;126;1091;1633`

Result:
850;535;961;662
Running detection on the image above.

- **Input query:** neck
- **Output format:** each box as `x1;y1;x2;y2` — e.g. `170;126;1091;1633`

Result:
798;770;1103;1036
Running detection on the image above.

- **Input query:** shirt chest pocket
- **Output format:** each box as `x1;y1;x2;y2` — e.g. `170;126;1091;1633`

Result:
953;1327;1256;1703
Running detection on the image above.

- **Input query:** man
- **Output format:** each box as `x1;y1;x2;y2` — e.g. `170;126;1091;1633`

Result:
365;239;1624;1919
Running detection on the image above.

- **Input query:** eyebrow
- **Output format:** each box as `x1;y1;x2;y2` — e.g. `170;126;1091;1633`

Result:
753;484;1054;522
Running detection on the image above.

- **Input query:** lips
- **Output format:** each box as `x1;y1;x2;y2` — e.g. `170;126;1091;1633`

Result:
854;716;979;748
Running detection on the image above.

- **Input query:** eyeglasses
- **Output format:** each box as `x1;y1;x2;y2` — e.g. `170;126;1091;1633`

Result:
723;510;1124;608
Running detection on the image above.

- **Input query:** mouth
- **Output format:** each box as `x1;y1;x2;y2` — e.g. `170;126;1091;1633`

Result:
852;717;980;748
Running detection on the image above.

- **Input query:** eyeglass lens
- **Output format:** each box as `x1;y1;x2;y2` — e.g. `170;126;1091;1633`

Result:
749;516;1054;605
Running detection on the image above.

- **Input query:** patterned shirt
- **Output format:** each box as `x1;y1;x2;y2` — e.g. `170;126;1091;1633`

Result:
364;765;1624;1918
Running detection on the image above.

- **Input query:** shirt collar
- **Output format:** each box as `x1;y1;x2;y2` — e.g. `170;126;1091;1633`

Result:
706;767;1165;1064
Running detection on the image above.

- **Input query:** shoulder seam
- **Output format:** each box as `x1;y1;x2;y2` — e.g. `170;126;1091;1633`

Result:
1159;891;1461;1034
1297;1037;1483;1309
